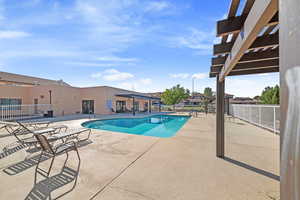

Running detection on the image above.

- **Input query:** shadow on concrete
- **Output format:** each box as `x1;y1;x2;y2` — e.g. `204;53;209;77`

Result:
235;122;245;125
0;143;28;160
0;133;11;138
25;153;80;200
223;157;280;181
3;140;91;176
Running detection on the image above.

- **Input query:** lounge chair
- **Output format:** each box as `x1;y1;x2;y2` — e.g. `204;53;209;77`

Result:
47;128;92;142
34;134;80;184
0;121;67;135
13;122;91;147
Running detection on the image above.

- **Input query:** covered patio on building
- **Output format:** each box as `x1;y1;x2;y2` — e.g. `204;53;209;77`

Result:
115;94;161;115
210;0;300;199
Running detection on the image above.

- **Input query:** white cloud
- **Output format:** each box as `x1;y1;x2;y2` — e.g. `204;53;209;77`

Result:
0;0;154;62
139;78;152;85
0;31;30;39
145;1;171;12
103;69;134;81
91;68;134;81
0;49;83;58
117;78;154;92
91;72;102;78
104;72;133;81
75;0;144;51
104;69;119;74
118;82;137;91
97;56;138;63
65;61;116;67
170;28;214;55
169;73;190;79
192;73;207;79
169;72;207;80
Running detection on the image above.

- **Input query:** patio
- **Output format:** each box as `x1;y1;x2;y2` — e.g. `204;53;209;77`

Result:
0;114;279;199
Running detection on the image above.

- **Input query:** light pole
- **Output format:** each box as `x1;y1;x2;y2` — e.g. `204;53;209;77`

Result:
192;78;195;97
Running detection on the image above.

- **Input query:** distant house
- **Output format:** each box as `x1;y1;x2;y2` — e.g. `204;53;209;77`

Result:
230;97;259;104
183;93;208;106
185;92;234;106
147;92;163;98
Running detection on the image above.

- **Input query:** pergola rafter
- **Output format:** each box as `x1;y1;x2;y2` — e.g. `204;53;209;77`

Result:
212;48;279;67
217;12;278;37
213;31;278;56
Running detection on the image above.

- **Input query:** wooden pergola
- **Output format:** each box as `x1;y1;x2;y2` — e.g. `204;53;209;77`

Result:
209;0;300;199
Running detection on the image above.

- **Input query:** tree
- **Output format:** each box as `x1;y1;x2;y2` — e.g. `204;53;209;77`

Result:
204;87;213;97
253;95;260;100
260;85;280;104
271;85;280;104
203;87;213;114
161;85;190;108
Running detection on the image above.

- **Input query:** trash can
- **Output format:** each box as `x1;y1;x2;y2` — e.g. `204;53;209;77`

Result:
47;110;53;118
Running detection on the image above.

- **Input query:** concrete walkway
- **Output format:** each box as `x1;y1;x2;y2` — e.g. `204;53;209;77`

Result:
0;114;279;200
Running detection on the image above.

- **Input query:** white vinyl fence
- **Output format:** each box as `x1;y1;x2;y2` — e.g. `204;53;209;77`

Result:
0;104;52;121
229;104;280;134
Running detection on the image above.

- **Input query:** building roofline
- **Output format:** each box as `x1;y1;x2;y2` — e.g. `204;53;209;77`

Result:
0;71;70;86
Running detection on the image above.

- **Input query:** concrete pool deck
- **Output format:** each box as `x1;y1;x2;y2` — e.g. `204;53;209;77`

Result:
0;114;279;200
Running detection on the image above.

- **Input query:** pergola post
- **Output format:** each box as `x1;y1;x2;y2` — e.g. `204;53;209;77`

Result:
225;97;230;115
149;100;152;113
280;0;300;199
216;75;225;158
159;102;161;112
132;97;135;116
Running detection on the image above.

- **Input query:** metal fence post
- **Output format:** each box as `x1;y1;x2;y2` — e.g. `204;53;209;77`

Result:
273;106;276;133
249;105;252;123
259;106;262;127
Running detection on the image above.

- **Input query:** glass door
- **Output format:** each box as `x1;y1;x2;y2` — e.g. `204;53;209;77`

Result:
82;100;94;114
134;101;139;112
116;101;126;113
144;102;148;112
34;98;38;114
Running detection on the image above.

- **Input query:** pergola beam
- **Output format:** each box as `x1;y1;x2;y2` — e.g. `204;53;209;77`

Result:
210;67;279;78
219;0;278;81
214;32;278;56
212;48;279;66
211;59;279;73
217;12;278;37
226;67;279;76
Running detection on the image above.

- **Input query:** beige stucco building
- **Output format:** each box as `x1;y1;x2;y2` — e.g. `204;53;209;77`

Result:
0;71;160;118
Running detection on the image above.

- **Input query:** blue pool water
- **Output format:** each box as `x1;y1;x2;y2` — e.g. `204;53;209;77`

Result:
82;115;190;138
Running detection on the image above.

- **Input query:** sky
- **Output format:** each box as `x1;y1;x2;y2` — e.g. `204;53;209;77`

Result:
0;0;279;97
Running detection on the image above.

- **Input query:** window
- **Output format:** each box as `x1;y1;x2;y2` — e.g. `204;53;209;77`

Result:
0;98;22;105
0;98;22;110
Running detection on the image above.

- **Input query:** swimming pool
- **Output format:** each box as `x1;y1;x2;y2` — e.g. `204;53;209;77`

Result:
82;115;190;138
